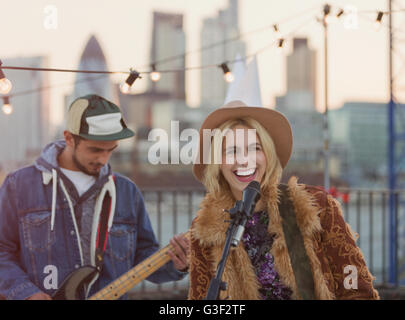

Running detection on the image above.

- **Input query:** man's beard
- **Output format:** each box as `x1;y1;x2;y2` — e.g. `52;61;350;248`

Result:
72;152;100;177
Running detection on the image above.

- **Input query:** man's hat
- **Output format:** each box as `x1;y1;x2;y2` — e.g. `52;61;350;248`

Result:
192;100;293;182
67;94;134;141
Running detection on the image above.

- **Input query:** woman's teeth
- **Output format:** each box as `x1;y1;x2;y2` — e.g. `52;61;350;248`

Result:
235;168;256;177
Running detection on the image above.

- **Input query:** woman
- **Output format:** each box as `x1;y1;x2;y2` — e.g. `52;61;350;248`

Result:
188;100;379;300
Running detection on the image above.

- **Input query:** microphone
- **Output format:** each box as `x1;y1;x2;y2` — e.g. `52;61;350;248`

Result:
231;181;261;247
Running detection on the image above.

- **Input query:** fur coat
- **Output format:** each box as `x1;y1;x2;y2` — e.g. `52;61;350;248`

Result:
188;177;380;300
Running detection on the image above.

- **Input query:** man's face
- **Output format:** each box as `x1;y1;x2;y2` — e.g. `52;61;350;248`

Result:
72;138;119;176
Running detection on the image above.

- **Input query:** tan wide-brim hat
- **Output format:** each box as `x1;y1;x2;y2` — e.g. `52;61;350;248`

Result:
193;100;293;182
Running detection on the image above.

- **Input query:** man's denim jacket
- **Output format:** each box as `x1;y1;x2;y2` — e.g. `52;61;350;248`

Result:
0;142;185;300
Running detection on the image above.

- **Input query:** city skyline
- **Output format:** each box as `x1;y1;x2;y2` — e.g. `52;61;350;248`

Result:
1;0;404;129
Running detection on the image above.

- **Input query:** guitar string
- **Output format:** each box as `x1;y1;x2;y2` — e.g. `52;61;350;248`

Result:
104;231;191;298
92;244;172;299
92;231;190;300
103;252;167;297
95;249;170;300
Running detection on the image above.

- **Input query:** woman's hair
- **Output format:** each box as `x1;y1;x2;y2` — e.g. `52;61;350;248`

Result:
202;117;283;196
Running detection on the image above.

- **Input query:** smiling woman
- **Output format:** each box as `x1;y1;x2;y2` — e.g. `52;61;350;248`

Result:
203;116;281;201
188;100;379;300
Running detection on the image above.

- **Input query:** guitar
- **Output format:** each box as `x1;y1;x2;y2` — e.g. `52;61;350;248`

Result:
52;231;190;300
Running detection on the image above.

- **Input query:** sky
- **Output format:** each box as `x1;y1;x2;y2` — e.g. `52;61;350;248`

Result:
1;0;405;127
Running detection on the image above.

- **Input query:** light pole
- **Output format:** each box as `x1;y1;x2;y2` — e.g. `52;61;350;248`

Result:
323;4;331;192
387;0;397;285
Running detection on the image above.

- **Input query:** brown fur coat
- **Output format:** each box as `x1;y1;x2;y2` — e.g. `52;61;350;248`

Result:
188;177;380;300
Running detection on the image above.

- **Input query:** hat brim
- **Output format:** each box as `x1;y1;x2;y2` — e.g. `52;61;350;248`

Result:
193;106;293;182
79;128;135;141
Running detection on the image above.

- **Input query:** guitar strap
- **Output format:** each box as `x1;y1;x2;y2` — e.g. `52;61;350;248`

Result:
94;183;113;272
277;183;316;300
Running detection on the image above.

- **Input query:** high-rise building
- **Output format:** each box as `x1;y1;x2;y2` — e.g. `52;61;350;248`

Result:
148;11;186;100
276;37;317;112
275;38;322;174
0;56;50;171
66;35;117;111
200;0;246;107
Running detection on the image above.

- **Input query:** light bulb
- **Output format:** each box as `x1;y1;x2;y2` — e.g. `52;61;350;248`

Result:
0;78;12;94
120;70;140;94
2;103;13;115
277;38;285;53
120;82;131;94
374;21;383;31
224;72;234;83
150;71;161;82
325;14;338;25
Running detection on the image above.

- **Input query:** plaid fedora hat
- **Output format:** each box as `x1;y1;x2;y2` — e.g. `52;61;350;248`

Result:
192;100;293;182
67;94;134;141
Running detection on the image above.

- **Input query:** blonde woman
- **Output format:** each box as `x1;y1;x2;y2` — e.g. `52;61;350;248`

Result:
188;101;379;300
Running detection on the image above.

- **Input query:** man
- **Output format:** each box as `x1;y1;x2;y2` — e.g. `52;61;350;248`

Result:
0;94;189;300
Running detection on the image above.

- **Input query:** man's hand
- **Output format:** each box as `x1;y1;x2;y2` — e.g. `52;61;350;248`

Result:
26;292;52;300
168;233;189;272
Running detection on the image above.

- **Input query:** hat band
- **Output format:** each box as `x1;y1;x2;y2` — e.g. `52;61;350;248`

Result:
86;113;123;135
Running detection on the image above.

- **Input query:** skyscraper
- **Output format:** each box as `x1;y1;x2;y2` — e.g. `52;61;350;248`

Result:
275;38;323;174
148;11;186;100
277;37;317;112
66;35;116;109
200;0;246;107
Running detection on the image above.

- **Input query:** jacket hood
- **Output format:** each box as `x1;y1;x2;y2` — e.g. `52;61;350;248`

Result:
35;139;112;179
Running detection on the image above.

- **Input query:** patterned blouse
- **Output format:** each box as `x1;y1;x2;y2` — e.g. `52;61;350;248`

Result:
241;211;293;300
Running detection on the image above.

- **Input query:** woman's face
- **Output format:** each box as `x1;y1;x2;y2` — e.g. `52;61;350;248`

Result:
220;124;267;199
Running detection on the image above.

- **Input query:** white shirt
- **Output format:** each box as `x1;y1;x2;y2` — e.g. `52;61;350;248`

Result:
60;168;96;197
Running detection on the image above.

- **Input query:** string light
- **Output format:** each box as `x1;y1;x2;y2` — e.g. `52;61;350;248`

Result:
336;9;344;18
2;96;12;115
273;24;281;38
219;63;234;83
277;38;285;50
326;7;344;24
0;60;13;95
150;64;161;82
120;70;141;94
323;4;331;24
3;5;398;96
0;6;323;91
374;11;384;30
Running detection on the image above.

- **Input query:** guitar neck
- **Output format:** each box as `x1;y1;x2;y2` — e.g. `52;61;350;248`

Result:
89;231;189;300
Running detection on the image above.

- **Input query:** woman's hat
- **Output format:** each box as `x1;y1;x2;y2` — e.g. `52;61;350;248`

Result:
192;100;293;182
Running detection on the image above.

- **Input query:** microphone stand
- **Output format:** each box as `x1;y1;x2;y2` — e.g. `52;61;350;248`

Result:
204;200;244;300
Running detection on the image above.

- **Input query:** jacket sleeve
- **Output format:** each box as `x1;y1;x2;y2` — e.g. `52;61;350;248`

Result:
317;192;380;300
0;174;41;300
132;186;186;284
187;221;214;300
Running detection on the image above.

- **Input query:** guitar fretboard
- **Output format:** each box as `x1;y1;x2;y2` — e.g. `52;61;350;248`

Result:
89;231;190;300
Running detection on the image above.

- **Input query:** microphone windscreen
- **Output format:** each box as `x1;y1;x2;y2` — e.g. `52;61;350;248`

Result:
246;180;260;193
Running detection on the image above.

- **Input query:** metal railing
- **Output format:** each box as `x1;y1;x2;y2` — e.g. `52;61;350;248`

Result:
129;187;405;299
334;187;405;288
130;188;205;298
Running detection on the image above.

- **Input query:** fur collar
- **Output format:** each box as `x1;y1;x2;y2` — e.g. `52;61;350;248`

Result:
192;176;335;300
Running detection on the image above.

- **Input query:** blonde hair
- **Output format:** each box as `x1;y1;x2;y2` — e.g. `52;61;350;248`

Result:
202;117;282;197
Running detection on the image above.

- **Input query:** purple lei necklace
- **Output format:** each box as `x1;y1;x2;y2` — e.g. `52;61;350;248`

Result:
241;210;293;300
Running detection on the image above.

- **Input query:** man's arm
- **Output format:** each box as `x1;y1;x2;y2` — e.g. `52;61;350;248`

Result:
0;174;43;300
132;186;188;283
